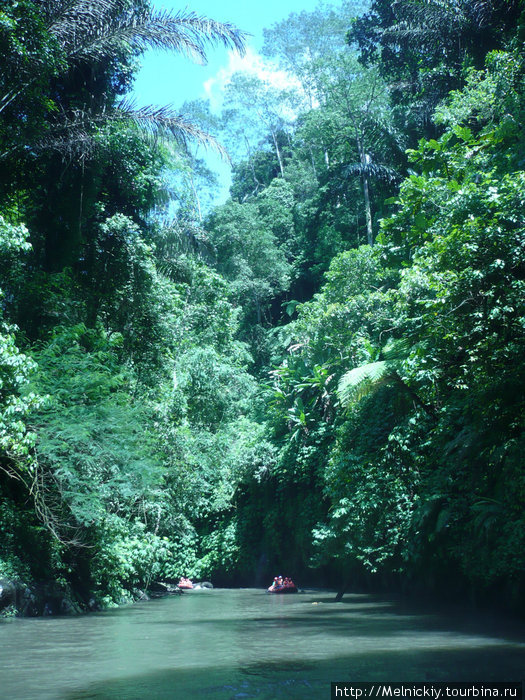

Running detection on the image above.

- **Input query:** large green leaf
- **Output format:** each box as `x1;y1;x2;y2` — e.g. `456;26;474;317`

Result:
337;361;389;406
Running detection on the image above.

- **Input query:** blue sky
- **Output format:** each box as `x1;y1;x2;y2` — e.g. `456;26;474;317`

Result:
133;1;322;109
132;1;324;207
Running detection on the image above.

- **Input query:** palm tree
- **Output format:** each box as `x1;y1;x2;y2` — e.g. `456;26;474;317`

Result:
0;0;247;158
386;0;519;46
381;0;522;79
315;54;403;245
343;154;398;246
350;0;522;139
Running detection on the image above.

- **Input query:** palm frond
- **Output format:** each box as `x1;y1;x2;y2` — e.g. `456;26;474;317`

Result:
386;0;516;44
344;161;399;183
48;5;247;65
381;337;414;361
116;100;230;159
391;0;466;29
35;102;230;160
155;219;214;270
46;0;125;44
4;1;246;161
382;24;445;45
44;0;122;26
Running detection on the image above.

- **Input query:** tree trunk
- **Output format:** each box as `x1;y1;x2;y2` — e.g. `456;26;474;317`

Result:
189;172;202;221
309;145;317;178
361;153;373;246
271;129;285;177
391;371;436;419
335;578;350;602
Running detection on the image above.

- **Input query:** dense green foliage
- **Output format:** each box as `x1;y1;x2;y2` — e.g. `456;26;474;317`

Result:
1;0;524;614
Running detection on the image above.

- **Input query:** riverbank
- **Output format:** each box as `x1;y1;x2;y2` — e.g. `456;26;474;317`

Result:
0;577;187;618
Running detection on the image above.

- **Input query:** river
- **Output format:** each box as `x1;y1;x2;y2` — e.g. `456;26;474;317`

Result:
0;589;524;699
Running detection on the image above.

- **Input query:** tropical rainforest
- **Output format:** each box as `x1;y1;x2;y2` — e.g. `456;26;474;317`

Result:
1;0;524;615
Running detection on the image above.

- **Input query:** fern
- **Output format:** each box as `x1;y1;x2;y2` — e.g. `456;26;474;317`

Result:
337;361;389;405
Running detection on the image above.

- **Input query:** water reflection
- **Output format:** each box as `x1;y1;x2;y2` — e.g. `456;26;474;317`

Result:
0;589;523;699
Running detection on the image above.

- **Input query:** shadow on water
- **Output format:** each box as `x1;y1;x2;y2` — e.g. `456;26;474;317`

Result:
62;645;525;700
305;594;525;645
145;593;525;646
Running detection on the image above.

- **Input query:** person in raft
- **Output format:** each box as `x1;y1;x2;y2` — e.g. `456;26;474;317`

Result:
268;575;295;590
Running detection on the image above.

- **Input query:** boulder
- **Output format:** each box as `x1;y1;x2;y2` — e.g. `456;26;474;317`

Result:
0;579;34;615
149;581;182;596
0;579;17;607
0;579;81;617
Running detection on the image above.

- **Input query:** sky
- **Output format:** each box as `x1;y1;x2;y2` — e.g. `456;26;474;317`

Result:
133;0;321;108
132;0;324;206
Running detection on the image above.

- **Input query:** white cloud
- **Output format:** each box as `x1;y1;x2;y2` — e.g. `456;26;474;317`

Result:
202;46;303;111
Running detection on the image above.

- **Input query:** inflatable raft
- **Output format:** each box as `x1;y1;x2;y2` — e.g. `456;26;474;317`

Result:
178;578;193;590
267;583;298;594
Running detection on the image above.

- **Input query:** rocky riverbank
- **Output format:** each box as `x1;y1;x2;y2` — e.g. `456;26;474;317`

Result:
0;578;206;617
0;578;83;617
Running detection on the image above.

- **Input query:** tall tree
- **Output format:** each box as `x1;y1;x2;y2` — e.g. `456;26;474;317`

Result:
262;1;369;105
349;0;523;138
220;73;302;181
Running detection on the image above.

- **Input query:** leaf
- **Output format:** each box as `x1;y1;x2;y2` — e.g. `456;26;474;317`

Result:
337;361;388;406
414;213;428;231
452;125;473;142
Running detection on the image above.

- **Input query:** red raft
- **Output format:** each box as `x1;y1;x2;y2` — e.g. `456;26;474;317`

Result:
267;577;298;594
178;577;194;590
